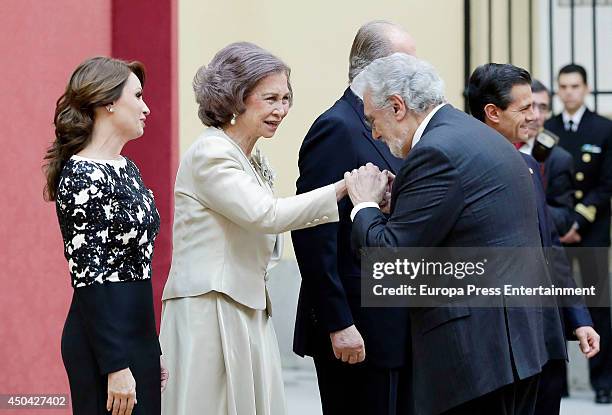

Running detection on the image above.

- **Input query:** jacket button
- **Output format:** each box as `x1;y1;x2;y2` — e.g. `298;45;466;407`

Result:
305;222;312;226
582;153;591;163
575;190;584;199
313;218;320;223
576;172;584;181
322;216;329;220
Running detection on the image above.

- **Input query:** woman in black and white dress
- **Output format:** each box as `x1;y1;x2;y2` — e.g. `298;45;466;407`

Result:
44;57;168;415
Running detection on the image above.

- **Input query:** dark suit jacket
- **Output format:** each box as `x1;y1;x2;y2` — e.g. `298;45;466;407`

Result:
352;105;565;414
292;88;409;368
520;153;592;345
545;109;612;246
542;143;576;235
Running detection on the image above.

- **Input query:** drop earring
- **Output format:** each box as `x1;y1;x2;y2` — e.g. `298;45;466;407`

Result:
230;114;236;125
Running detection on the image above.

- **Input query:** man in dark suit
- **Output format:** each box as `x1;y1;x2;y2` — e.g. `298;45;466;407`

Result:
545;63;612;404
345;53;564;414
292;21;416;415
516;80;576;237
467;63;598;415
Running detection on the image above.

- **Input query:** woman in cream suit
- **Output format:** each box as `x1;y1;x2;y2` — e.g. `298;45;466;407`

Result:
160;42;346;415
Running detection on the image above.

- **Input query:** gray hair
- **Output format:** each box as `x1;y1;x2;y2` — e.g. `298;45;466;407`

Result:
348;20;399;84
193;42;293;127
361;53;445;114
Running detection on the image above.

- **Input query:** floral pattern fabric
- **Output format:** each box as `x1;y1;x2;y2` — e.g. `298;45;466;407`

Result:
56;156;160;288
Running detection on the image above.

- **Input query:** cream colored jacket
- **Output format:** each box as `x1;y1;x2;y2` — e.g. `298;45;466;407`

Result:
162;127;339;310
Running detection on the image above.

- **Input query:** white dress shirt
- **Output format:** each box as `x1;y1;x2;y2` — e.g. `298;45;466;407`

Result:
350;103;447;221
562;105;586;132
518;137;535;155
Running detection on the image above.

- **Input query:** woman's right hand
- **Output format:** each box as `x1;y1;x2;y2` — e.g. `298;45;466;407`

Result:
334;179;348;201
107;367;136;415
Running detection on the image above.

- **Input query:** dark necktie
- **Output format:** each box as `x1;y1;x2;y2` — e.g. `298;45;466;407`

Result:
567;119;575;132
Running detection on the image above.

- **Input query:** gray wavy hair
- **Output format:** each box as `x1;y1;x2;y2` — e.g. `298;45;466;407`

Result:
361;53;445;113
193;42;293;127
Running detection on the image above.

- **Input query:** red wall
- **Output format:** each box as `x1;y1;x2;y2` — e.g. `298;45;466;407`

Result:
113;0;178;325
0;1;176;413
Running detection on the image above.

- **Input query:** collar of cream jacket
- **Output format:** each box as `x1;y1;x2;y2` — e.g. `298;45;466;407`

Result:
212;127;272;191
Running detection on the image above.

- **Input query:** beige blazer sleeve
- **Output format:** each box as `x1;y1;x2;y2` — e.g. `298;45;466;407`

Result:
190;136;339;234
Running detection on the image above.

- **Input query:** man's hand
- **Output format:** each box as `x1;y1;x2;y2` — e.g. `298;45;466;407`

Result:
330;325;366;364
575;326;600;358
560;226;581;244
344;163;388;206
379;170;395;214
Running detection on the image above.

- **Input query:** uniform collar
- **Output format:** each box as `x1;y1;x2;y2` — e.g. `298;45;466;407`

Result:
562;105;587;131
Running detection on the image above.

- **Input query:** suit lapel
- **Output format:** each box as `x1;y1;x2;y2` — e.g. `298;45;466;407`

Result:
576;108;592;133
342;88;399;171
420;104;452;139
388;104;452;213
550;114;565;132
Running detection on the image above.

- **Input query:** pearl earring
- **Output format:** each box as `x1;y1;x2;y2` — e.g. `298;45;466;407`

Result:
107;106;114;113
230;114;236;125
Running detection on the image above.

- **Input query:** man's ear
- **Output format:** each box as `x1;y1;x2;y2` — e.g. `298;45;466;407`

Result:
483;103;501;125
389;95;407;120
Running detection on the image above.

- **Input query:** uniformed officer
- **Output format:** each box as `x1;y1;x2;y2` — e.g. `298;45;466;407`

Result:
545;63;612;404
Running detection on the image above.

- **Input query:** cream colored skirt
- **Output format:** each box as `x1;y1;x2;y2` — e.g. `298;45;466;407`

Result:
159;291;287;415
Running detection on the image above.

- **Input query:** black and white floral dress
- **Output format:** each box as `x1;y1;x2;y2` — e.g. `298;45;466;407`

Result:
56;155;161;415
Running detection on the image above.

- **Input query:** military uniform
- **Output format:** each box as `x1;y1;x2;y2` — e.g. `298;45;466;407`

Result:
546;107;612;393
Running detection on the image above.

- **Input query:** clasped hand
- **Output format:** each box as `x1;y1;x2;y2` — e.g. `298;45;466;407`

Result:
344;163;394;212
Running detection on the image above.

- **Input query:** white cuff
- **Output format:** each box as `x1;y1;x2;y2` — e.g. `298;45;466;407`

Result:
350;202;380;221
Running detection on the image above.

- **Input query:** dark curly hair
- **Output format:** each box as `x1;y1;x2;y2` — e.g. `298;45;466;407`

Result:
43;56;145;201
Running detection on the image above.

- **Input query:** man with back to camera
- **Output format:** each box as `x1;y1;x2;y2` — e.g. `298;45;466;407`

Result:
291;21;416;415
517;79;576;238
545;63;612;404
345;52;563;414
467;63;599;414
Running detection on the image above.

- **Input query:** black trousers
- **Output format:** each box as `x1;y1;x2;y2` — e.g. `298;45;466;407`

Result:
313;356;412;415
567;247;612;390
535;360;565;415
441;372;541;415
61;291;160;415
